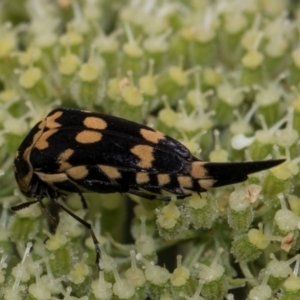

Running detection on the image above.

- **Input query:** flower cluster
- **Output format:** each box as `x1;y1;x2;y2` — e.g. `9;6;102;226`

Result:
0;0;299;299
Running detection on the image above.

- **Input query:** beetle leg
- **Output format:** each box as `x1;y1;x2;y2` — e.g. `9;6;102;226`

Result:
50;195;102;271
11;199;40;211
79;193;88;209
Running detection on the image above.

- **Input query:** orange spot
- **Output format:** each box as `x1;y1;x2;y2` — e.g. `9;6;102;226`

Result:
36;172;68;183
35;129;58;150
198;179;214;190
131;145;154;168
178;176;193;188
76;130;102;143
99;165;121;179
140;129;164;144
83;117;107;130
19;119;47;193
136;172;149;184
46;111;63;129
157;174;170;186
67;166;89;180
57;149;74;172
190;162;207;179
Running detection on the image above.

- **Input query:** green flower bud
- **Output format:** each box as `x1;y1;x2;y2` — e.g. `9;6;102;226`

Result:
214;83;245;126
76;56;105;109
19;66;48;101
135;217;156;260
187;193;217;229
170;255;195;297
281;273;300;300
264;253;297;290
232;226;269;262
229;185;261;230
289;47;300;85
91;271;113;300
248;284;272;300
44;229;74;277
290;87;300;136
9;204;42;243
59;29;83;55
112;263;135;300
137;253;170;299
67;254;91;296
197;249;227;300
121;24;144;75
261;160;296;200
241;50;264;86
255;84;282;127
156;200;189;240
273;194;298;238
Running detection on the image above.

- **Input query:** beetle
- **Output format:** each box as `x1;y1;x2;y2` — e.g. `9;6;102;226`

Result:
12;107;285;268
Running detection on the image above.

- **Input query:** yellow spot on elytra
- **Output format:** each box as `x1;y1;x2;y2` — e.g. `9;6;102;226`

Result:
99;165;121;179
38;120;45;130
66;166;89;180
35;129;58;150
198;179;214;190
83;117;107;130
140;129;164;144
136;172;149;184
46;111;63;129
131;145;154;168
178;176;193;188
35;172;68;183
19;119;47;193
24;119;46;158
57;148;74;172
190;162;207;179
157;174;170;186
76;130;102;143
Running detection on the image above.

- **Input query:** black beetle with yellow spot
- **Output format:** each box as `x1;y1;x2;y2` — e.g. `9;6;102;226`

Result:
12;107;285;268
